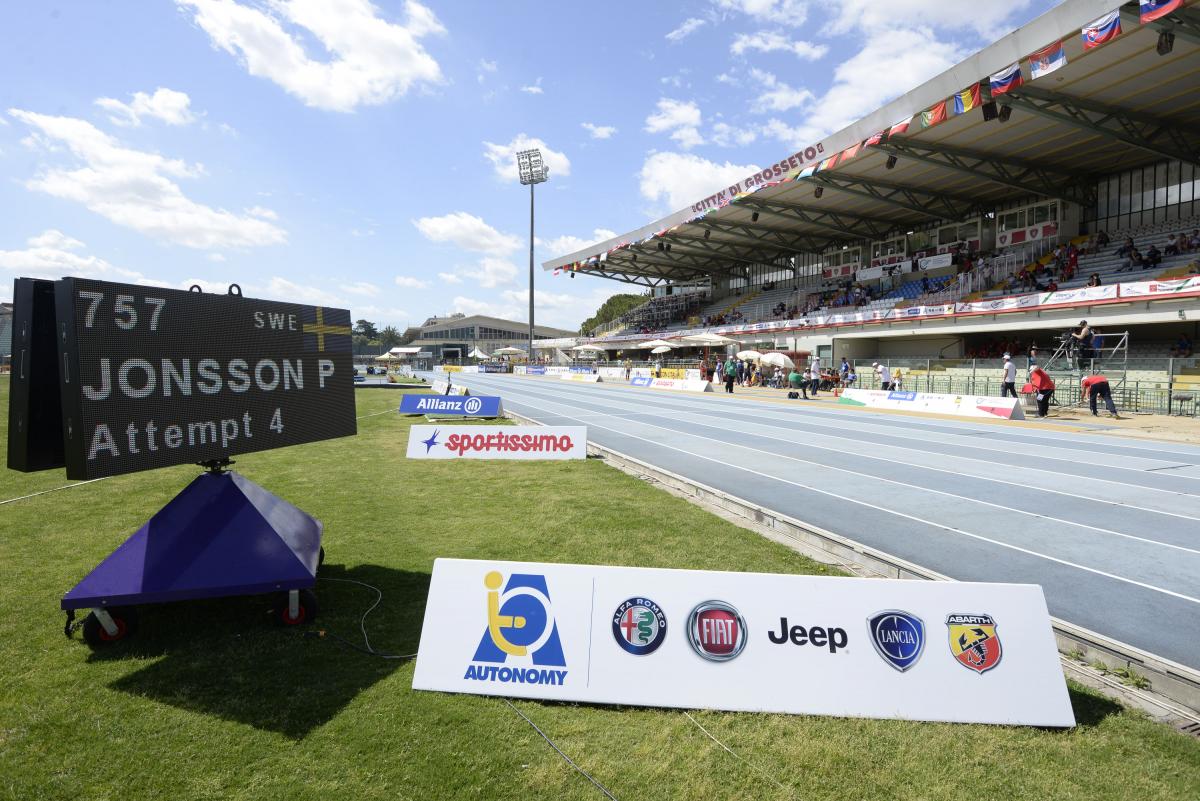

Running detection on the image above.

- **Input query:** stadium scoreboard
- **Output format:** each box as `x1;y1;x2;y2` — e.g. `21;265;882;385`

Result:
7;277;357;480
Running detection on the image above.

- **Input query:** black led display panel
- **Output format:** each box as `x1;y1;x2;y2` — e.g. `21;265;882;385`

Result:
7;279;66;472
54;278;357;479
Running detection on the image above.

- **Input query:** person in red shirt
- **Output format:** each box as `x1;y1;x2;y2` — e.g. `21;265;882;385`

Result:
1081;374;1120;418
1029;366;1055;418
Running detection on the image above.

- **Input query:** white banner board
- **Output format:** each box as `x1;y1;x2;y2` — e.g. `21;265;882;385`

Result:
840;389;1025;420
598;366;628;379
431;379;469;396
560;372;601;383
412;559;1074;727
406;426;586;460
648;378;713;393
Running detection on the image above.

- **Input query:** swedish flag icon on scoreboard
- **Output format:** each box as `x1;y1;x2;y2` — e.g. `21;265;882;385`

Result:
301;306;352;352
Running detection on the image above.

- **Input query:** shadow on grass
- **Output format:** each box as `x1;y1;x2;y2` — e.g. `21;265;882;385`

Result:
1066;684;1124;728
97;563;430;739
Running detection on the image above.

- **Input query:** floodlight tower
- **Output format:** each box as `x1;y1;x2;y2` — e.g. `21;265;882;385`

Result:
516;148;548;361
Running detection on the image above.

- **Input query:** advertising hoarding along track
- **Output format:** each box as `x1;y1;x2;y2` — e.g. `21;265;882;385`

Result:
839;389;1025;420
399;394;503;417
413;558;1074;727
12;277;357;479
406;425;586;460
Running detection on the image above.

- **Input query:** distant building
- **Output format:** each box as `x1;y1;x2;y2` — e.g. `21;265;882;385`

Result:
0;302;13;361
415;314;576;361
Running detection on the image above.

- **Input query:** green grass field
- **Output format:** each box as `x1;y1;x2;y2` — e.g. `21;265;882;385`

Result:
1;381;1198;800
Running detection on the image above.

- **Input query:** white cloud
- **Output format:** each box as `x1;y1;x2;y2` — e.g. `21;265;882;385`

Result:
581;122;617;140
825;0;1031;37
760;28;962;148
95;88;197;127
176;0;445;112
520;77;543;95
353;304;410;327
461;256;518;288
481;134;570;183
246;205;279;220
477;58;498;84
413;211;520;254
645;98;703;149
713;0;808;27
731;31;826;60
346;280;381;295
9;109;286;249
393;275;429;289
666;18;706;42
208;252;226;262
711;122;757;147
749;68;815;113
0;230;150;298
264;276;345;306
538;228;618;258
639;151;759;211
438;271;462;284
451;295;520;320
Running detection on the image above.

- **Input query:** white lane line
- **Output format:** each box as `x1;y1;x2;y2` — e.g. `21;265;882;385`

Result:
481;384;1200;605
471;376;1200;519
481;380;1200;557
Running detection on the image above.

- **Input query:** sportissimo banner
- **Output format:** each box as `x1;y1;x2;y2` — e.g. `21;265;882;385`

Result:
406;425;587;460
412;559;1074;727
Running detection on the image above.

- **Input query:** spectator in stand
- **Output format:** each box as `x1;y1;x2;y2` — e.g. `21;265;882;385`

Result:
1171;335;1193;358
873;362;892;391
1087;273;1102;287
1029;365;1055;418
1096;230;1110;249
1046;279;1058;293
1165;233;1180;257
1117;248;1140;272
1081;374;1120;418
1001;353;1018;398
845;369;858;387
892;369;904;391
1115;236;1134;258
1145;244;1162;270
1189;230;1200;251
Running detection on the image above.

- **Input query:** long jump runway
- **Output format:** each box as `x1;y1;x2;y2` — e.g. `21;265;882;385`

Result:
444;373;1200;672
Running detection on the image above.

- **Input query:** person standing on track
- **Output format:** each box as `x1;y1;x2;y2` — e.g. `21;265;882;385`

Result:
723;357;736;393
809;356;820;397
1029;365;1055;418
873;362;892;391
1081;374;1121;418
1001;352;1018;398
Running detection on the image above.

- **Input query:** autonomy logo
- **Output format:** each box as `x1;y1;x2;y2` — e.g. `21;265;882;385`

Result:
464;571;567;686
687;601;747;662
867;610;924;672
946;613;1002;674
612;597;668;656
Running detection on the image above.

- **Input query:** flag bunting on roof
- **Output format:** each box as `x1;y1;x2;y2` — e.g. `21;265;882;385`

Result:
888;116;913;137
951;84;981;115
816;152;841;172
1140;0;1182;23
841;142;861;161
921;100;947;128
864;130;884;147
1082;10;1122;49
1029;40;1067;78
989;63;1023;95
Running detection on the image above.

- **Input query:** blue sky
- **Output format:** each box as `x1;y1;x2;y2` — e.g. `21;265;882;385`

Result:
0;0;1061;331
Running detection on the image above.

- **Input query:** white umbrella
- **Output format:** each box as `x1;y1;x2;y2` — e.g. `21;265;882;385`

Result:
468;347;490;359
682;333;738;346
650;345;673;354
492;346;527;355
374;353;395;361
760;352;794;369
636;339;676;349
737;350;763;360
572;344;608;352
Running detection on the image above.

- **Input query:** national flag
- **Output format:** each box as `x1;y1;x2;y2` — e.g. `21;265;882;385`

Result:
1082;11;1122;49
817;152;841;172
841;142;861;161
888;116;913;137
921;101;947;128
553;267;562;276
864;130;884;147
989;63;1023;96
797;165;816;179
1140;0;1182;23
1029;40;1067;78
952;85;981;115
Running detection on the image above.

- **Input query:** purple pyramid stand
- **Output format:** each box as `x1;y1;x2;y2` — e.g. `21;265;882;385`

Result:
62;471;322;612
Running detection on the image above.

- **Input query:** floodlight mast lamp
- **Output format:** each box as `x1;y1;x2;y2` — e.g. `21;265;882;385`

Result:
516;148;548;361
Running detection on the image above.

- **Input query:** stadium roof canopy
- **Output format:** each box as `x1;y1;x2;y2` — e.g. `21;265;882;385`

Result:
543;0;1200;286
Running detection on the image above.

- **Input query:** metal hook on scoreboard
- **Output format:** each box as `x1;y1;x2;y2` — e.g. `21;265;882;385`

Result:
227;283;242;297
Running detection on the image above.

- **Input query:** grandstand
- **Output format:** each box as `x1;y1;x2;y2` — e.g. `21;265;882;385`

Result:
543;0;1200;410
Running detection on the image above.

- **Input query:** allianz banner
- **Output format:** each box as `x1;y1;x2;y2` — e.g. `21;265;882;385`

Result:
413;559;1074;727
406;426;586;460
399;394;503;417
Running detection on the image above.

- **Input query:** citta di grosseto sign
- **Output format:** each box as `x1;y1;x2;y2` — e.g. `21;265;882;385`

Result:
7;277;357;480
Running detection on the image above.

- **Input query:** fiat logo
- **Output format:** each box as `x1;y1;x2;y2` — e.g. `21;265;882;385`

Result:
687;600;747;662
